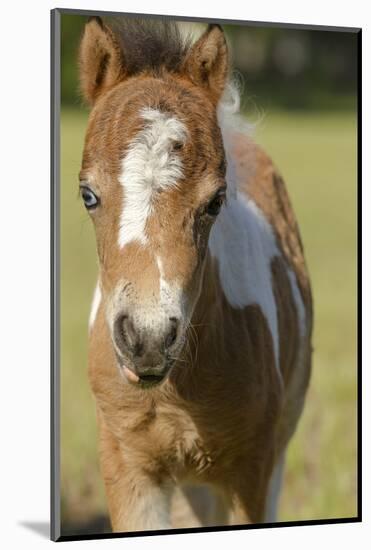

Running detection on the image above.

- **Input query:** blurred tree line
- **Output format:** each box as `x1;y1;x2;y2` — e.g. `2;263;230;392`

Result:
60;14;358;111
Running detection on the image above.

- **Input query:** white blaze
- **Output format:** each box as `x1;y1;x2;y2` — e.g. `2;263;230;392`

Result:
155;255;184;322
118;108;187;248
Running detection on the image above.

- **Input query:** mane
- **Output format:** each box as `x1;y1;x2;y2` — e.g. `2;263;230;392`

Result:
107;17;193;76
218;79;254;199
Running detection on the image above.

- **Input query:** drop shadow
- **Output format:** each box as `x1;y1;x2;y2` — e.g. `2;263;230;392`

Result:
19;521;50;539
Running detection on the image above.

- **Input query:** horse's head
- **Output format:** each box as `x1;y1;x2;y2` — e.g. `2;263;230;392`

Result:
79;18;229;387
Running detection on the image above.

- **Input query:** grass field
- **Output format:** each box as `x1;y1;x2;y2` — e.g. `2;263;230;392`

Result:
60;106;357;532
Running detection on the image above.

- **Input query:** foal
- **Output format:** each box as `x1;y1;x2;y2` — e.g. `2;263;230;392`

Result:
78;18;312;532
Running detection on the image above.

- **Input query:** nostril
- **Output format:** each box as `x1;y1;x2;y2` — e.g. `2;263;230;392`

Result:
114;315;143;356
113;314;127;353
165;318;178;349
133;340;144;357
122;316;137;348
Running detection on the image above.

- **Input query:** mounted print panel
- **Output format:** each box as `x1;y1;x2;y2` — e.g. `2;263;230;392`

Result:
51;8;360;541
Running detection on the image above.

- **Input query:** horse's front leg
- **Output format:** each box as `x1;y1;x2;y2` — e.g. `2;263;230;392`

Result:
106;472;173;533
98;422;173;532
227;458;274;525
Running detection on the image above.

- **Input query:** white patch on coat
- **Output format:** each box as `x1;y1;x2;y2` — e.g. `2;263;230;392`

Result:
264;453;285;523
118;108;187;248
124;484;173;531
89;281;101;330
208;190;281;373
139;486;172;530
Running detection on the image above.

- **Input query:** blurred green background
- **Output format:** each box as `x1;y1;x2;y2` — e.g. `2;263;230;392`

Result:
60;13;358;535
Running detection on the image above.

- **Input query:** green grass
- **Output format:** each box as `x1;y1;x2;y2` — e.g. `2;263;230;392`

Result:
60;106;357;529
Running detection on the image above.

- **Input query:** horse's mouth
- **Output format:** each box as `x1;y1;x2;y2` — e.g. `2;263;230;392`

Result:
138;373;166;387
121;363;173;388
118;349;181;389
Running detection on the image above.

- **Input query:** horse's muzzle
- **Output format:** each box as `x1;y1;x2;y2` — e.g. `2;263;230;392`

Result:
113;314;179;359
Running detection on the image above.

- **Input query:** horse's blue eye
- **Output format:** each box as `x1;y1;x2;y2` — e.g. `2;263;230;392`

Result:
81;187;99;209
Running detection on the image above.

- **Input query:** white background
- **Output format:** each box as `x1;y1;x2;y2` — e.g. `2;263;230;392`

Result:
0;0;367;547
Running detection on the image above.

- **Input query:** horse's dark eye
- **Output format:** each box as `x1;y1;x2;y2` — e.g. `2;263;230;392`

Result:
218;158;227;176
206;191;225;217
80;187;99;210
173;141;183;151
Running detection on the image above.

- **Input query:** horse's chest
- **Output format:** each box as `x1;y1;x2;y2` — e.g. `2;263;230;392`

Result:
146;406;215;476
123;399;246;482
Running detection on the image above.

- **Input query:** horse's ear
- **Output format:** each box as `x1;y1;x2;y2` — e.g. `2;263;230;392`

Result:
79;16;126;105
182;24;229;104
